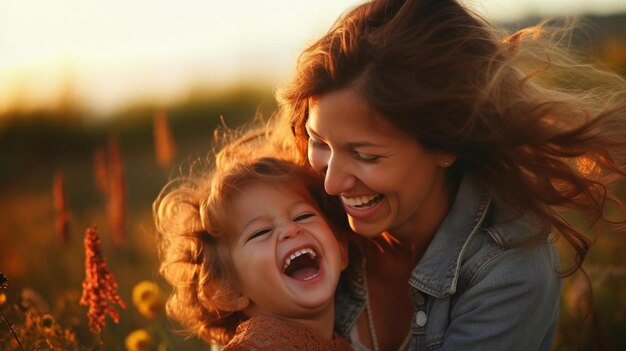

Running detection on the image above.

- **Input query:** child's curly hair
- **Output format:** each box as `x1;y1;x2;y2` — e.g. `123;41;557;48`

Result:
153;126;346;344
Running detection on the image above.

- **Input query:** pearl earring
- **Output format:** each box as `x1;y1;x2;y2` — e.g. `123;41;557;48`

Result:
443;161;450;167
238;297;249;307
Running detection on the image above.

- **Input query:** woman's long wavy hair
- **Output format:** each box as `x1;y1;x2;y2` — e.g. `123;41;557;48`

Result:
277;0;626;274
153;125;347;344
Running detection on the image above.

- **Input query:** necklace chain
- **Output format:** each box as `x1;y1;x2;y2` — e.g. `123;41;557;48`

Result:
362;259;381;351
362;258;411;351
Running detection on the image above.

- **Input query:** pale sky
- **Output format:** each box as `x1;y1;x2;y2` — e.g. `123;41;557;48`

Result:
1;0;625;116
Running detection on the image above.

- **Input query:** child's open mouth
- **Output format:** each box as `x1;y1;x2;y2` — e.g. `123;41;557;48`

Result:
282;247;320;281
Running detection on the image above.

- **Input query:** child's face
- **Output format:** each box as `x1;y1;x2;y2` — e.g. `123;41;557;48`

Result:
226;180;346;319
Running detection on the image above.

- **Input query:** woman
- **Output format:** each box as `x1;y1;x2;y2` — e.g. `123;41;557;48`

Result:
275;0;626;350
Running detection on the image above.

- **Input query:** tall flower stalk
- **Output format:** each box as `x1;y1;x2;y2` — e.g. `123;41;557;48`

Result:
52;170;71;244
92;137;126;248
79;226;126;335
0;272;25;351
93;148;109;194
153;110;177;169
107;136;126;247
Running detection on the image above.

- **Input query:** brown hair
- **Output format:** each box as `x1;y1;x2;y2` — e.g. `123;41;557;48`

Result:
153;126;346;343
277;0;626;273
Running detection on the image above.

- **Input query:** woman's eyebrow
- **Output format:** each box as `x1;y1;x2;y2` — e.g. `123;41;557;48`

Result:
306;123;383;147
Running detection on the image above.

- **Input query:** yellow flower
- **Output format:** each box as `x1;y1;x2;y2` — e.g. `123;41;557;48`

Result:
0;293;6;305
125;329;152;351
64;329;77;342
39;314;56;336
132;280;165;320
40;314;55;329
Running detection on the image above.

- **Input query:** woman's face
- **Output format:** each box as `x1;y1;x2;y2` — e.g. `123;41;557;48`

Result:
305;88;454;241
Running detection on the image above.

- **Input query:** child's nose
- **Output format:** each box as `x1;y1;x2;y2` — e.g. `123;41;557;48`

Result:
277;222;301;241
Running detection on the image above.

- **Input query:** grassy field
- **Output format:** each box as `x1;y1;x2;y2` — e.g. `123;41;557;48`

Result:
0;84;625;350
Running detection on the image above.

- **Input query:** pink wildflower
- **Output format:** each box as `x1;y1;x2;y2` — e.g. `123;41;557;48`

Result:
80;226;126;333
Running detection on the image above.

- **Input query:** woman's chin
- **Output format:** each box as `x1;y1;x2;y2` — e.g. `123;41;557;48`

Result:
348;218;386;239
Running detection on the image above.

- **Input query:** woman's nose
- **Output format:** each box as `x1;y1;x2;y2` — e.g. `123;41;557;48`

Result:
324;155;355;195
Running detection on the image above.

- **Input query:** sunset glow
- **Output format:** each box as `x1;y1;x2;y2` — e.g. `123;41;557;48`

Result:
1;0;625;116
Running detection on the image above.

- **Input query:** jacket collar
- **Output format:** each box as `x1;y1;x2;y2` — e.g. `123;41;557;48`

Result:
408;174;491;298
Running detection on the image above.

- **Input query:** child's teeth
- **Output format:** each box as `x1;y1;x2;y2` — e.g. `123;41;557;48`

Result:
282;248;317;272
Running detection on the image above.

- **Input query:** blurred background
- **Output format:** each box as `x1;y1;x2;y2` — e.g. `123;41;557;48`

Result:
1;0;625;350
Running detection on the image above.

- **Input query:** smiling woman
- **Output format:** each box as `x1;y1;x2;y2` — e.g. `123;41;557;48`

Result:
306;89;452;244
276;0;626;350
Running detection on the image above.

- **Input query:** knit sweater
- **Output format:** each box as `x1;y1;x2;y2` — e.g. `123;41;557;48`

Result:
222;315;353;351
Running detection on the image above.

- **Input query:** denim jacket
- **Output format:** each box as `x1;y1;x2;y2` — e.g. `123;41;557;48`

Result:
334;174;561;351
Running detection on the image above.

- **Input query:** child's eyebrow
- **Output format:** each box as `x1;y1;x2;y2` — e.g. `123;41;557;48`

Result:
240;215;267;235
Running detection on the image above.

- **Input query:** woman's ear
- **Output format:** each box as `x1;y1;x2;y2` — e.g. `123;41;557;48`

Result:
437;153;457;168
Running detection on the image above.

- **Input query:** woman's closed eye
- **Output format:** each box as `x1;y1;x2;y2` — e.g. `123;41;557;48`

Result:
353;151;380;163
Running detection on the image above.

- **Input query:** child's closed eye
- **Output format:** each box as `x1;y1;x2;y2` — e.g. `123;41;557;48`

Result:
247;228;271;242
294;213;315;222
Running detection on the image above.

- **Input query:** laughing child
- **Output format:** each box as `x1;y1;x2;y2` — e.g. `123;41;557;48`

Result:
153;132;353;350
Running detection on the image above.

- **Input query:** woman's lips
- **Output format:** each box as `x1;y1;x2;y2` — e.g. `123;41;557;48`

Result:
341;194;383;208
341;194;384;219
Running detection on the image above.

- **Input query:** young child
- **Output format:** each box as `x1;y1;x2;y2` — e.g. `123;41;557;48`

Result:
153;135;353;350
